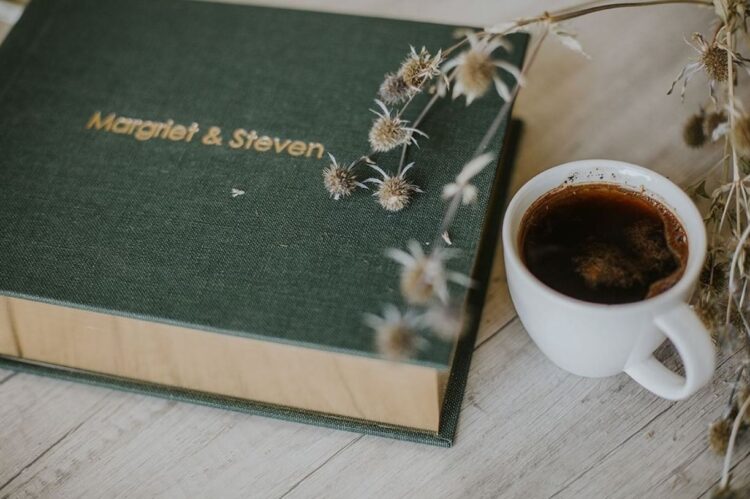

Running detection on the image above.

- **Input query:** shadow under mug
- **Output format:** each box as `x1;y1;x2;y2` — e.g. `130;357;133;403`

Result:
502;160;715;400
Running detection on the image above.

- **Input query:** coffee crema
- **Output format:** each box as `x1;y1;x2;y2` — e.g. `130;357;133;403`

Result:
519;183;688;305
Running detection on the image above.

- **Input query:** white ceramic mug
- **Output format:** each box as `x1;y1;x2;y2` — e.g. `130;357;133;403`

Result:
502;160;715;400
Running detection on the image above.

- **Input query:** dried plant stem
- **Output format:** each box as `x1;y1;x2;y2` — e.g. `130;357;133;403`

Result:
720;393;750;489
513;0;712;29
727;30;741;237
445;0;711;58
728;224;750;306
398;91;442;173
434;30;549;248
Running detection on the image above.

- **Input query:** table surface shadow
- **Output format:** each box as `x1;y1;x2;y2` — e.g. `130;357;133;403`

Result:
0;1;746;498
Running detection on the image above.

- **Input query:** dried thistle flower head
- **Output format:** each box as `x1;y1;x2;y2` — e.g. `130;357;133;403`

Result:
368;99;427;152
442;153;495;204
442;33;523;105
365;305;423;360
386;240;472;304
703;47;729;83
708;417;733;454
732;114;750;157
364;163;423;211
322;153;367;200
668;33;744;100
398;46;443;89
378;72;415;105
423;304;465;341
683;112;707;148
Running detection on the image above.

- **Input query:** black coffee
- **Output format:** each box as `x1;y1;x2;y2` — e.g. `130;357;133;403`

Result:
520;184;688;304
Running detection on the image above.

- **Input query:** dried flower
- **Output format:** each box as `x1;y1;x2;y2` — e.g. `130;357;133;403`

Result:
442;33;523;105
368;99;427;152
423;304;465;341
365;305;423;360
365;163;423;211
322;153;367;200
398;46;443;90
705;47;729;82
378;72;415;105
668;33;744;100
683;112;707;148
386;240;472;304
732;114;750;157
709;417;733;454
705;111;728;140
442;153;495;204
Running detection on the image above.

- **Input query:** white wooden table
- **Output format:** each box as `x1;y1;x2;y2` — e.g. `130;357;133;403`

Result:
1;1;745;497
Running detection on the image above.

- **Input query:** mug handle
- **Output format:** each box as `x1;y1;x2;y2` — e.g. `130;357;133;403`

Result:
624;303;715;400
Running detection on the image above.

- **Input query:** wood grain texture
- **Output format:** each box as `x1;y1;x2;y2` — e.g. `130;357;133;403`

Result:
4;296;443;431
1;0;747;498
0;297;20;356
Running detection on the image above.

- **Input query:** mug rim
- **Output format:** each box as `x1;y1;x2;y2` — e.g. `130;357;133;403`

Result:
502;159;707;311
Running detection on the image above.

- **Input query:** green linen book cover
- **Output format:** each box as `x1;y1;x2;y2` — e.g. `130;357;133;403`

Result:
0;0;528;445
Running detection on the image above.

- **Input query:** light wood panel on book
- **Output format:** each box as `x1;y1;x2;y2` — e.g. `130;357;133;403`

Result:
0;297;20;357
0;296;445;431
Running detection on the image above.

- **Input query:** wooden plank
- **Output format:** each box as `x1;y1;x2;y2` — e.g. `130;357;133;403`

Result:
548;349;744;498
7;296;443;431
0;378;359;498
0;374;109;489
281;321;744;498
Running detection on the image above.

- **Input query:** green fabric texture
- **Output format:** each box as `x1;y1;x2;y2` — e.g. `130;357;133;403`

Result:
0;0;528;444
